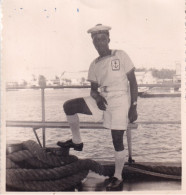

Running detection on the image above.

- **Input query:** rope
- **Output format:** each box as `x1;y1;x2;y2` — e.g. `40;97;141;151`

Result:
6;159;112;182
127;163;181;176
7;170;89;191
7;150;33;162
125;165;181;180
6;141;102;191
132;148;181;157
6;158;20;169
6;140;181;191
22;140;64;167
7;150;78;169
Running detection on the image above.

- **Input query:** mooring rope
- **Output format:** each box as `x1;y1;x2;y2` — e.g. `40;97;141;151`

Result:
6;158;20;169
7;159;110;182
7;170;89;191
23;140;64;167
6;140;181;191
7;150;33;162
125;165;181;180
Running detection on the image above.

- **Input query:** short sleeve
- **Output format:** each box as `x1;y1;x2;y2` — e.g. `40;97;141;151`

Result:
87;61;97;83
120;51;135;74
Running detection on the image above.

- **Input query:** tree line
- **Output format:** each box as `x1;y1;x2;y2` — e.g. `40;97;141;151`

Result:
136;68;176;79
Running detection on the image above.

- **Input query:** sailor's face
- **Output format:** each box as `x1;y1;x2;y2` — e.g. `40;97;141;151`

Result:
92;33;110;53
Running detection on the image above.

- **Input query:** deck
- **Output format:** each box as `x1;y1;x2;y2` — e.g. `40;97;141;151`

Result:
6;158;181;192
81;171;181;191
79;161;181;191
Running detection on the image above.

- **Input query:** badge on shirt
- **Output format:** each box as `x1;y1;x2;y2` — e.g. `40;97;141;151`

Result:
111;59;120;71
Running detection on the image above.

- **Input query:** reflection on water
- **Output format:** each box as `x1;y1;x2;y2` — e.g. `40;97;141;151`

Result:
6;89;181;162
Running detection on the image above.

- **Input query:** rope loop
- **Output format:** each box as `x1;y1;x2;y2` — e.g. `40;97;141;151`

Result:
6;140;181;191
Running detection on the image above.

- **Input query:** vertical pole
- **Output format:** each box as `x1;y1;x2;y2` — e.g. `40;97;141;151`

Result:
41;88;46;148
126;127;132;160
33;128;42;147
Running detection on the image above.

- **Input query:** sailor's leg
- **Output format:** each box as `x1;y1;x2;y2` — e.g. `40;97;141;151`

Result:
65;113;81;144
111;130;125;180
63;98;92;144
106;130;125;191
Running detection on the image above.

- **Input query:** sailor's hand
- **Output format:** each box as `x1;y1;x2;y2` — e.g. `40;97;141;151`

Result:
96;95;108;111
128;105;138;123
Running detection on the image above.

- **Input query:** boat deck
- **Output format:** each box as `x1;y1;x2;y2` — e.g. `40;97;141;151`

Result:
79;161;181;192
81;172;181;191
6;159;181;192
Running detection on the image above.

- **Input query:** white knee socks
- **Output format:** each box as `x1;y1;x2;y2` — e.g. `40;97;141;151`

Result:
114;150;126;180
66;114;82;144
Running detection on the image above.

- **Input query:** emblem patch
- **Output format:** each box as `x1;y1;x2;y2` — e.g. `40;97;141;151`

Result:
111;59;120;71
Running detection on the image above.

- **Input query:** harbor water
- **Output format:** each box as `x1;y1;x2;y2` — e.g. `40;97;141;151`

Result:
6;88;181;162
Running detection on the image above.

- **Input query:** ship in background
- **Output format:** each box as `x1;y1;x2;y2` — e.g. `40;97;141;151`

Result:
136;62;181;97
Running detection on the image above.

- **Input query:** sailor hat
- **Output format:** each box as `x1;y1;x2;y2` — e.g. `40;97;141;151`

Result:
87;24;111;38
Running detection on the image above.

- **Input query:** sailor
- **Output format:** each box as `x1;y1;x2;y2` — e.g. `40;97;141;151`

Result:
57;24;138;191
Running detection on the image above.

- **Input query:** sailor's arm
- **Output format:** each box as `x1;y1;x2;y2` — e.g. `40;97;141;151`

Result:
127;69;138;122
90;82;107;111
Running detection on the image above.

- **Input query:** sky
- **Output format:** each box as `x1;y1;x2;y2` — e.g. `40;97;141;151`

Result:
2;0;185;81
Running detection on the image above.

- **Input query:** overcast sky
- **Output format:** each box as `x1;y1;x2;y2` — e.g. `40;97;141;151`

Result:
2;0;184;81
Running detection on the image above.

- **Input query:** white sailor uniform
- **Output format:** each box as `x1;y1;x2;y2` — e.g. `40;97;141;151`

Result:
84;50;135;130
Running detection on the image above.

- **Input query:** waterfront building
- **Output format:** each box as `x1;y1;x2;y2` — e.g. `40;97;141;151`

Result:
60;71;89;86
135;71;157;84
173;62;181;83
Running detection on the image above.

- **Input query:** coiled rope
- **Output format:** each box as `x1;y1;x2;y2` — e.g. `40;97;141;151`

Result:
125;165;181;180
6;140;181;191
6;140;113;191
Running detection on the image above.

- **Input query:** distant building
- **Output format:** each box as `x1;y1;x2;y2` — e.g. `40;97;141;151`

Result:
6;81;19;88
60;71;89;85
6;80;28;88
173;75;181;83
173;62;181;83
46;80;53;86
28;80;39;87
135;72;145;84
135;71;157;84
46;78;60;86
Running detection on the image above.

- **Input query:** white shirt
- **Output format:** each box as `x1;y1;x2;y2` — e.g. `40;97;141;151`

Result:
87;50;135;94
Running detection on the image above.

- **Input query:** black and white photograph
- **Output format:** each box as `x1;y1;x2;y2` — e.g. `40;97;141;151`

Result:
1;0;185;193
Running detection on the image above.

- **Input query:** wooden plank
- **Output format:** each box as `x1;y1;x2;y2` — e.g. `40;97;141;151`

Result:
6;121;138;129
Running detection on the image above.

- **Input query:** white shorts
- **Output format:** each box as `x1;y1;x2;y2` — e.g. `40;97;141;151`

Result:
84;92;130;130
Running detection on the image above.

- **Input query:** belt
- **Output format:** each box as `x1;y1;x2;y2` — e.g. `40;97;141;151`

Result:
100;86;127;93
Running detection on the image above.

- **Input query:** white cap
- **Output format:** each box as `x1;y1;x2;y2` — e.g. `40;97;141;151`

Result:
87;24;111;35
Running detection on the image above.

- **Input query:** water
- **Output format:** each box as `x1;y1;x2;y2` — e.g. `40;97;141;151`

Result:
6;89;181;162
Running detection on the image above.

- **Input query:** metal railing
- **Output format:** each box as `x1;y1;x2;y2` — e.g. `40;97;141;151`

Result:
6;83;181;149
6;83;181;90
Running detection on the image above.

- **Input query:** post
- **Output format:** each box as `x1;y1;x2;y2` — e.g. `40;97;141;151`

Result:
33;128;42;147
41;88;46;148
39;75;46;148
126;127;133;162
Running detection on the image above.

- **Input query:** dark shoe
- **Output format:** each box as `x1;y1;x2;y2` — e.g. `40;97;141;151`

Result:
106;177;123;191
104;177;113;185
57;139;83;151
128;157;135;164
